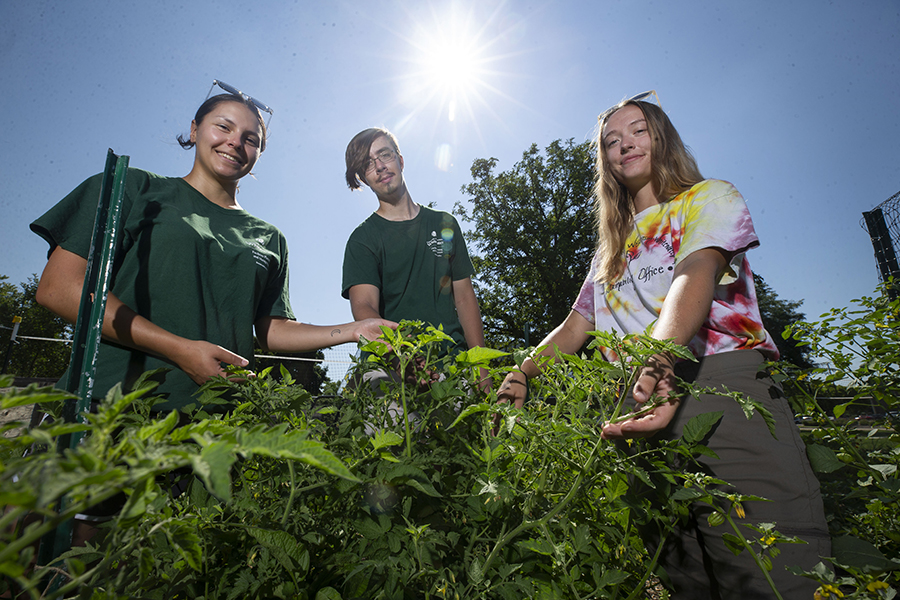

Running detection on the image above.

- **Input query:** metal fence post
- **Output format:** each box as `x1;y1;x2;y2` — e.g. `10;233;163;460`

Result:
37;148;130;574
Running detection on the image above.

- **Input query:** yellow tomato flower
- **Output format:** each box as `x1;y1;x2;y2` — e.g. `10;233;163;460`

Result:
866;581;889;592
814;584;844;599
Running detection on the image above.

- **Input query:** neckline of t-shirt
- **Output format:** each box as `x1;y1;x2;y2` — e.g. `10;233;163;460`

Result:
175;177;251;216
371;205;427;224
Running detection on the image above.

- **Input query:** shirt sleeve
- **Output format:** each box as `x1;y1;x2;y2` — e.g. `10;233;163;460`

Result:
256;230;295;321
571;250;599;325
445;213;476;282
676;180;760;285
31;173;107;259
341;226;382;299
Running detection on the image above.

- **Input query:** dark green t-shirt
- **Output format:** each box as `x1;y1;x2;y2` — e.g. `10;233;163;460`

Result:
31;168;294;410
341;206;475;352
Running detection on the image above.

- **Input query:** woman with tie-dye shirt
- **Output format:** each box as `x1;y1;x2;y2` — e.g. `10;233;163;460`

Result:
496;95;829;599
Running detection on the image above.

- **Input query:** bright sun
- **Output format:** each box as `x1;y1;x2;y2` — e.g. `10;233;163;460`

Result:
421;38;481;121
406;7;497;124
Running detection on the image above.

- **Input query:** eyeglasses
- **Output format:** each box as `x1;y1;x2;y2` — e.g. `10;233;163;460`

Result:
206;79;274;127
597;90;662;123
365;148;398;173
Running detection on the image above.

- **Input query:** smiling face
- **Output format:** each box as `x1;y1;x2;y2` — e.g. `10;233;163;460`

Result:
189;100;263;183
601;104;654;202
363;134;406;199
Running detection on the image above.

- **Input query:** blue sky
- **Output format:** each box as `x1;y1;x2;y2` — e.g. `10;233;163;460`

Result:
2;0;898;336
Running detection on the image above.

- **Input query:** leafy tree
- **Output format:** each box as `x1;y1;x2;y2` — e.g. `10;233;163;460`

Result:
455;139;597;349
754;273;815;369
0;274;71;379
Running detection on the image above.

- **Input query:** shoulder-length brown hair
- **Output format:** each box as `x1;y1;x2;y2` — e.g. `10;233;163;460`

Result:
593;100;704;283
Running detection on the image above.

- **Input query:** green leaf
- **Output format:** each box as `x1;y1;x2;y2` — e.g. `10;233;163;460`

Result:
682;411;723;445
449;401;494;428
136;408;179;442
670;487;704;501
469;557;484;584
806;444;846;474
236;425;360;482
170;523;203;571
604;473;629;501
191;441;237;502
597;569;628;587
371;430;403;451
315;587;343;600
385;465;441;497
248;527;309;576
455;346;509;364
832;535;900;572
721;533;746;556
518;538;556;556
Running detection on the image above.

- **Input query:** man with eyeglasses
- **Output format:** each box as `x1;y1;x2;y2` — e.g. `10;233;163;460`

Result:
342;127;487;388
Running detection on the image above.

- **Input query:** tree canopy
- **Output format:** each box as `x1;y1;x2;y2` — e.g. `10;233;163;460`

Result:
0;274;72;379
753;273;814;368
455;139;597;349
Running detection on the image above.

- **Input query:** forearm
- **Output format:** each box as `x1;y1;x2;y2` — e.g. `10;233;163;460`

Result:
348;284;382;321
257;319;361;352
257;317;395;354
452;279;486;350
650;248;726;349
516;310;593;379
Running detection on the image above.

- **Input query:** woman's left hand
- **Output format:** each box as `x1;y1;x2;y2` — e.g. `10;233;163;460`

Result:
601;353;680;440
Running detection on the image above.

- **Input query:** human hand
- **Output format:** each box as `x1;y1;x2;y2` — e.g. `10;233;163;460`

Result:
496;371;527;409
353;318;397;350
601;353;679;440
476;366;492;395
171;339;250;385
493;371;527;435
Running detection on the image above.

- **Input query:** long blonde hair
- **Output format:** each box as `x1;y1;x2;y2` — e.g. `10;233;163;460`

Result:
593;100;704;283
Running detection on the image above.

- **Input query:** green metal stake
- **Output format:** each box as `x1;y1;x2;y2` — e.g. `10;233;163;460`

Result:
37;148;130;582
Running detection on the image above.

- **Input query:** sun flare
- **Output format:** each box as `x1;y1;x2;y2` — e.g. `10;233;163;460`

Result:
406;8;497;124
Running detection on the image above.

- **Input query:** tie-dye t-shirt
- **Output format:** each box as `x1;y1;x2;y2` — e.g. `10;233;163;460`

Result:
572;179;779;361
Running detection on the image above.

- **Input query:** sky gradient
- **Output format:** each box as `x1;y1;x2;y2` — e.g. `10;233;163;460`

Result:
2;0;898;342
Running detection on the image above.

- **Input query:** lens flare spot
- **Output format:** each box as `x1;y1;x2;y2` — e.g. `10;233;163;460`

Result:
441;227;454;241
434;144;452;172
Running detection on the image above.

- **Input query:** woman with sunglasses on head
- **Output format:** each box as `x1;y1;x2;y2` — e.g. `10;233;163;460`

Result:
32;84;394;413
496;94;829;598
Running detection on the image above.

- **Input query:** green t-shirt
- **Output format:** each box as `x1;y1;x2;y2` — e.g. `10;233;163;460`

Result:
341;206;475;353
31;168;294;410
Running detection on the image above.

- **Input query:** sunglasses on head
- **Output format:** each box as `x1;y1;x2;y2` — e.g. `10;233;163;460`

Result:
206;79;274;128
597;90;661;123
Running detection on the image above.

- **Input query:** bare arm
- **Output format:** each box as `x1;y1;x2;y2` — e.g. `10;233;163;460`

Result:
601;247;728;439
497;309;594;408
254;315;396;353
451;277;486;350
347;284;382;321
35;246;249;384
452;277;490;390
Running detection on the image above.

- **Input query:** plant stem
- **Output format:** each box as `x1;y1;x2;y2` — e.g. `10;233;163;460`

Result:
480;435;605;576
722;512;784;600
280;461;297;527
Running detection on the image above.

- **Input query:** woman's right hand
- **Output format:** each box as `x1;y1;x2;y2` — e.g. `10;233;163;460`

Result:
168;339;249;385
